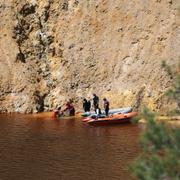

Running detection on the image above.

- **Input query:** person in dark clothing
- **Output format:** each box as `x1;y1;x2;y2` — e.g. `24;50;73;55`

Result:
103;98;109;116
93;93;99;113
83;98;89;112
87;99;91;112
69;106;75;116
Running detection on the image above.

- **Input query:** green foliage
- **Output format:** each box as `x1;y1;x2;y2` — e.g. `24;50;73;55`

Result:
130;61;180;179
130;108;180;180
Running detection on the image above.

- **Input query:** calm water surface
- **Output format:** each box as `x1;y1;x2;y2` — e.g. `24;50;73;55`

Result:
0;114;141;180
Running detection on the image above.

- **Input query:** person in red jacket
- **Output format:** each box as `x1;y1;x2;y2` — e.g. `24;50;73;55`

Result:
62;101;75;116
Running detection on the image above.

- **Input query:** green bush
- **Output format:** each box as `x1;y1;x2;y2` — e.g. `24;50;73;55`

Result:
162;61;180;114
130;108;180;180
130;61;180;180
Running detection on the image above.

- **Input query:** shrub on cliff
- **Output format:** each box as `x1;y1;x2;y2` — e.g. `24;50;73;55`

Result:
130;108;180;180
130;62;180;180
162;61;180;114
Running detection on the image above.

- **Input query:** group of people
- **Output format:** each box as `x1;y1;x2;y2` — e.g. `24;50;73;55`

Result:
53;100;75;118
53;93;110;118
83;94;110;116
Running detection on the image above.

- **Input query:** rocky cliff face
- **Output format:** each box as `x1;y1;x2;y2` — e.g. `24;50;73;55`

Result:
0;0;180;113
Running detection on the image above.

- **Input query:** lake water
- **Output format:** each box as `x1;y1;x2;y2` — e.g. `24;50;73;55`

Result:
0;113;141;180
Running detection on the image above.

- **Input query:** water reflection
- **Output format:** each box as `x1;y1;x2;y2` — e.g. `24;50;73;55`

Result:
0;114;140;180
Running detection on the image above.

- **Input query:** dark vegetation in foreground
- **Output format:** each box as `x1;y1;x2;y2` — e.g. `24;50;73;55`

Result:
130;62;180;180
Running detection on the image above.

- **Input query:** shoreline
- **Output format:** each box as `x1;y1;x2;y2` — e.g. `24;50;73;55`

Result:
0;112;180;126
139;116;180;126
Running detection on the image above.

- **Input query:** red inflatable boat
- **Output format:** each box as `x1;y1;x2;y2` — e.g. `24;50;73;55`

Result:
84;112;137;125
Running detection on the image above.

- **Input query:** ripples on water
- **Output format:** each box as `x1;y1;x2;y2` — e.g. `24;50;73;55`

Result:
0;114;141;180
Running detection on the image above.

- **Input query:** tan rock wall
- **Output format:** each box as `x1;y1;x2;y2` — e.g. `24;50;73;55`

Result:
0;0;180;113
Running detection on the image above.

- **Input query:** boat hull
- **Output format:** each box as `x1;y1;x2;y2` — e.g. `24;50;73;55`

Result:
86;112;137;125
